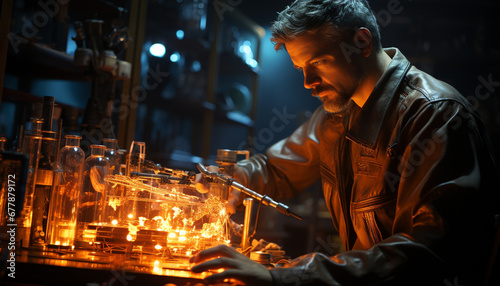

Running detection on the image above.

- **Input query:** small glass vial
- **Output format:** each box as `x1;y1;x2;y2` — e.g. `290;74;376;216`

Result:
75;145;110;247
46;135;85;248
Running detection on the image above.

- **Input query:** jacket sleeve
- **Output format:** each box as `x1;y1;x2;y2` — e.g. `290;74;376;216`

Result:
267;99;497;285
235;107;324;199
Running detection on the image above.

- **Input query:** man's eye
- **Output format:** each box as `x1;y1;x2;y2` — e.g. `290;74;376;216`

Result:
312;59;326;66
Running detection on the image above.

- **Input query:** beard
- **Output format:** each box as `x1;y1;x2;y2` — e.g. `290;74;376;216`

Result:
313;85;353;114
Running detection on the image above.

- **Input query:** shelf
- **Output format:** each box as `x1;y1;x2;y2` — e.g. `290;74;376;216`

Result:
2;87;86;111
6;34;130;82
6;35;89;81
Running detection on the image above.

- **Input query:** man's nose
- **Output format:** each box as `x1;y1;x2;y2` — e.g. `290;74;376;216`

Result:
303;68;320;90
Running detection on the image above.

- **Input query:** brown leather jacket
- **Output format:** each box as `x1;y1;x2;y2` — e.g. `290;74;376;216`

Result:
236;48;498;285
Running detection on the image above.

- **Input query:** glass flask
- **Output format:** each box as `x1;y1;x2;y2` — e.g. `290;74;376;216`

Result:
46;135;85;248
75;144;110;247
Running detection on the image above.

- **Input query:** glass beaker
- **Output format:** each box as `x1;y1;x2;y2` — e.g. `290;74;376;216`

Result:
75;145;110;247
30;130;58;246
46;135;85;248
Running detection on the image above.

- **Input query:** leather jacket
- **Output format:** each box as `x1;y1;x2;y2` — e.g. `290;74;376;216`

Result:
236;48;498;285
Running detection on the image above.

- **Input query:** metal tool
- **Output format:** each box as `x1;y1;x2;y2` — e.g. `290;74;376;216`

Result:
196;163;302;220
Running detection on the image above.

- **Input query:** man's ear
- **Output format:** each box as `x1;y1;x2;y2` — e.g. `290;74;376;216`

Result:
353;27;373;57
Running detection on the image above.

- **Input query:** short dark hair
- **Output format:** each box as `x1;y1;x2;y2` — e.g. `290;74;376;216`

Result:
270;0;382;51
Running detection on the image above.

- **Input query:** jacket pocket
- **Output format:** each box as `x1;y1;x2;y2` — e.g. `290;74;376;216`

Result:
351;193;396;247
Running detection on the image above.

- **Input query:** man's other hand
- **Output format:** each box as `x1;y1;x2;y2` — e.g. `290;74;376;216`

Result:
190;244;274;286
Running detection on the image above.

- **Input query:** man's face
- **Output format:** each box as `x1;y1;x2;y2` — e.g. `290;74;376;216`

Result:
286;31;363;114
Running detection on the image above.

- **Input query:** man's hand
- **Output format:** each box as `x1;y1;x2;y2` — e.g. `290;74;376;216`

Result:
189;244;274;286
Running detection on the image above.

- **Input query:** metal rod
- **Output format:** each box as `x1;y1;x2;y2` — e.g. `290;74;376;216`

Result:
241;198;255;250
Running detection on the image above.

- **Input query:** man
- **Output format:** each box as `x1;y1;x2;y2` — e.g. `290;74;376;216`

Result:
190;0;498;285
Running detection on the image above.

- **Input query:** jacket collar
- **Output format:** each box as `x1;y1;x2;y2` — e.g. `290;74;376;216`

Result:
346;48;411;149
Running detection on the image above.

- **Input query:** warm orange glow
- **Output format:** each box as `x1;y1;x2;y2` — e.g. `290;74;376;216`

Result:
102;174;230;257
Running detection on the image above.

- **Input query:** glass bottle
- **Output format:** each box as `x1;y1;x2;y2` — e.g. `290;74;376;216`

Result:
46;135;85;248
75;145;110;247
29;96;56;246
17;119;43;247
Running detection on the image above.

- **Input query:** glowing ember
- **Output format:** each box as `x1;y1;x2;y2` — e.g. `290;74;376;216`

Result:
112;220;118;225
139;217;146;227
108;197;122;211
155;244;162;250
